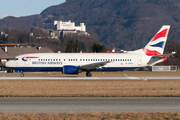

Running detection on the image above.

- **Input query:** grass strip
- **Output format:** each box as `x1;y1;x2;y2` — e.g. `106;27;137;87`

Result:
0;112;180;120
0;80;180;97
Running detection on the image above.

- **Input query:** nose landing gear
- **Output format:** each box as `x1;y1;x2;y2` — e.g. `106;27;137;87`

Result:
20;73;24;77
15;70;24;77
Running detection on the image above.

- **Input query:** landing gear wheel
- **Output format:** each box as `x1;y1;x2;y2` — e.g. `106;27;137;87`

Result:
20;73;24;77
86;72;92;77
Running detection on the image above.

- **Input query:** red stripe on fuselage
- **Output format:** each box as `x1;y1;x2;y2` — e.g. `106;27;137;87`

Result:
151;29;168;42
23;57;39;59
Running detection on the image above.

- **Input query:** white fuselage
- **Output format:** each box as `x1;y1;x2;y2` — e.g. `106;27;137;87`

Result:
5;50;152;72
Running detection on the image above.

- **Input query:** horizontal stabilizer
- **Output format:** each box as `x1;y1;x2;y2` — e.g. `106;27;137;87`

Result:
147;52;176;66
152;51;176;58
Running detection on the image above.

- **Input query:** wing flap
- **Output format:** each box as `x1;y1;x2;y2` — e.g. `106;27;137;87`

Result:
79;61;110;70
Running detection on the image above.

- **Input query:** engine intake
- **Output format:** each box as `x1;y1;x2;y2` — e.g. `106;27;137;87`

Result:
63;65;79;74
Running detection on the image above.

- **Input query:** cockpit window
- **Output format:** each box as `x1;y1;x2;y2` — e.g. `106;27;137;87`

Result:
11;57;18;61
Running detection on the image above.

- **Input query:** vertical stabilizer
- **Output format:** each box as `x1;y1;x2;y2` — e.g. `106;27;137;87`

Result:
143;25;170;56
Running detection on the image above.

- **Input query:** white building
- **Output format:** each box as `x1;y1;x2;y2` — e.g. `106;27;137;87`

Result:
54;20;86;32
51;20;89;38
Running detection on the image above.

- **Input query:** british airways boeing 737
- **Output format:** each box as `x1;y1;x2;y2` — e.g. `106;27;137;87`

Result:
5;25;175;77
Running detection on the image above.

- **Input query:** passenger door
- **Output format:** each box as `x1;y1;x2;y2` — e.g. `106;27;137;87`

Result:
137;56;142;65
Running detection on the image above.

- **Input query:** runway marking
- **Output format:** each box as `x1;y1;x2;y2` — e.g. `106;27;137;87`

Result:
126;77;140;80
0;76;179;80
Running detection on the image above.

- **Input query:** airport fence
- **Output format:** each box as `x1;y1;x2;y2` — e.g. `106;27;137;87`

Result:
152;66;177;72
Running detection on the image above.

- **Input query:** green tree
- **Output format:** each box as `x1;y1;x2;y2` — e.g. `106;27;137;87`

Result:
90;43;106;53
65;39;82;53
65;39;74;53
74;40;81;53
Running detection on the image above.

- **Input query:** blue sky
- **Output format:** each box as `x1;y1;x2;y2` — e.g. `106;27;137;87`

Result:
0;0;65;19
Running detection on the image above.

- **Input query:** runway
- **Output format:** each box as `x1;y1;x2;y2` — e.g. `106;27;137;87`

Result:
0;76;180;80
0;97;180;113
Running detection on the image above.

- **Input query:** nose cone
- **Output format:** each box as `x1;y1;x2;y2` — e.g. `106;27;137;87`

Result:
4;62;7;67
4;61;10;68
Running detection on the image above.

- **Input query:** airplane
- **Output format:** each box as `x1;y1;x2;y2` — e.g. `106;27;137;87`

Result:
5;25;176;77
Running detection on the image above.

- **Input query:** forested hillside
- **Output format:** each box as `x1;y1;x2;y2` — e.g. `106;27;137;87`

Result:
1;0;180;51
0;28;100;52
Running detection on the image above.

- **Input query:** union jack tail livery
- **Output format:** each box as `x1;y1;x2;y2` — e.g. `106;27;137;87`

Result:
143;25;170;56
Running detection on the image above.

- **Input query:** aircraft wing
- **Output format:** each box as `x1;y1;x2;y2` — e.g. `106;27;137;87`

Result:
79;61;110;70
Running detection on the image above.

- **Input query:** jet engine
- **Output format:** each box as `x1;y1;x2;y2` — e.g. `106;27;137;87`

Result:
63;65;81;74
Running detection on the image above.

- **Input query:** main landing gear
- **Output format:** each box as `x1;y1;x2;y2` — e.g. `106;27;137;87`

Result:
86;72;92;77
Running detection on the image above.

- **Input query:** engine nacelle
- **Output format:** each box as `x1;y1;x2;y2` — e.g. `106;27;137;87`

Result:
63;65;80;74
